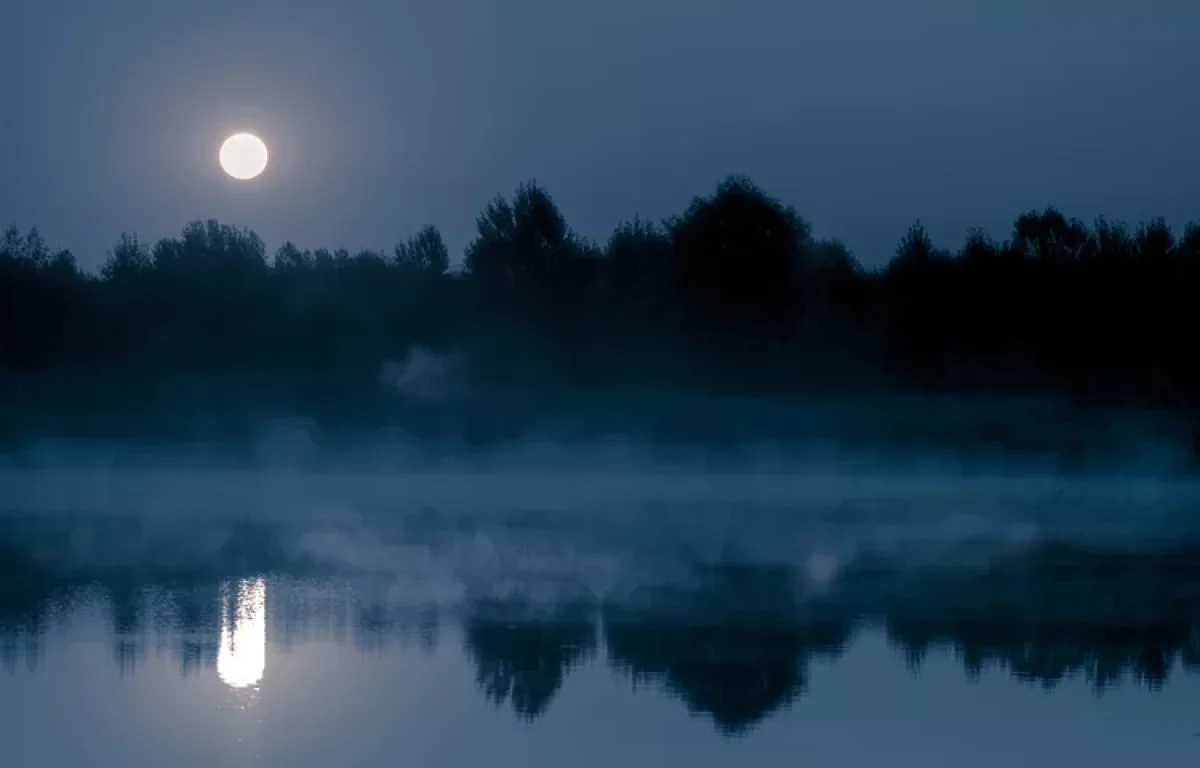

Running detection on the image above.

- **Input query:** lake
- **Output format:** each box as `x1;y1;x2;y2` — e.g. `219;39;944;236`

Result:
2;451;1199;766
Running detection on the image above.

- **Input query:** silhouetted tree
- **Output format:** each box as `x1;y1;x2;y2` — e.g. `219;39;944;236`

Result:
667;176;809;336
1179;223;1200;262
101;233;152;282
395;225;450;276
464;182;584;293
460;181;603;380
1;175;1198;439
1135;218;1176;263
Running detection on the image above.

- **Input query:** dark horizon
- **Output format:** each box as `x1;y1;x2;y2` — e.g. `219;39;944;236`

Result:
4;1;1198;269
2;174;1198;467
7;177;1200;277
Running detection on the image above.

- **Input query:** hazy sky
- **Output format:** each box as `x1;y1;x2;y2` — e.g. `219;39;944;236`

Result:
2;0;1196;268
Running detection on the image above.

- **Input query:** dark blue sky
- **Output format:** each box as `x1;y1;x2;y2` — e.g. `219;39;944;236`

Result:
2;0;1196;268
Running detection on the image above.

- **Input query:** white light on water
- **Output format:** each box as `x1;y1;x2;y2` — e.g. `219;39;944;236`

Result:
217;578;267;689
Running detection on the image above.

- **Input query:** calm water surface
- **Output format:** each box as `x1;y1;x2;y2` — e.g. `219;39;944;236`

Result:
2;460;1200;766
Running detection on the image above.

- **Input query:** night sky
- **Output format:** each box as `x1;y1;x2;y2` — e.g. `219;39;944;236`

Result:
3;0;1196;267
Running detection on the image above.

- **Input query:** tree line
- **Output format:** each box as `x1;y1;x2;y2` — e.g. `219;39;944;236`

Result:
2;175;1197;409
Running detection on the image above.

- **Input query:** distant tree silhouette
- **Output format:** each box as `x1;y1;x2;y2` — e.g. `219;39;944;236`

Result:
1;174;1199;440
891;220;941;267
603;218;674;325
667;176;809;337
1179;223;1200;262
465;183;576;285
459;182;603;381
1011;207;1089;261
394;225;450;276
0;226;90;369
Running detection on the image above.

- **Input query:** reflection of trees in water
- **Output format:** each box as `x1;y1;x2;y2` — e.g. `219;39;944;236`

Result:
462;601;597;720
355;600;439;656
168;582;223;677
0;544;61;674
0;631;41;674
889;616;1199;691
1;573;447;679
107;581;145;676
878;544;1200;692
5;545;1200;733
604;565;851;735
453;550;1200;729
271;579;441;656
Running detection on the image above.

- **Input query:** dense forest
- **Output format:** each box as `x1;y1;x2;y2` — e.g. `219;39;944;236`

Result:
2;176;1197;443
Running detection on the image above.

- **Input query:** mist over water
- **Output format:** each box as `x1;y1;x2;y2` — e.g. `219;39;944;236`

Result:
3;419;1200;589
4;423;1200;766
4;350;1196;621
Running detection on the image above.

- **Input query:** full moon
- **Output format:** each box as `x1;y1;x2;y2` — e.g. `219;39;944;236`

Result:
219;133;269;180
